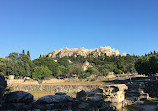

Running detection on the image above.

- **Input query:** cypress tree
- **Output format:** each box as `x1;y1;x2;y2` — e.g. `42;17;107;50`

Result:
22;50;25;54
27;51;30;57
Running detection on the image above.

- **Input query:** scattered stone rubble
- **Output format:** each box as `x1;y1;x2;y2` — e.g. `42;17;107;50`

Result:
0;90;115;111
125;76;158;101
0;74;129;111
1;74;158;111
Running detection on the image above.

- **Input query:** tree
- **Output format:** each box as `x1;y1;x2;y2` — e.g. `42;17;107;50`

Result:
113;67;119;74
33;57;59;76
59;65;69;76
22;50;25;54
148;56;158;74
32;65;52;80
7;52;33;78
68;64;84;76
79;72;91;79
27;51;30;57
6;52;19;63
135;55;158;75
0;58;13;76
57;57;69;67
97;65;110;76
87;67;99;75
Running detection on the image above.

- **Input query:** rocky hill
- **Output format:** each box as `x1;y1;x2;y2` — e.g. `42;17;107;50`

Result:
43;46;126;58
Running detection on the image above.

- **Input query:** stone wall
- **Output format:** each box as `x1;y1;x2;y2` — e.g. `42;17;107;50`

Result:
8;84;127;95
7;78;66;85
144;80;158;98
7;79;39;85
129;76;158;98
8;84;127;110
9;84;103;93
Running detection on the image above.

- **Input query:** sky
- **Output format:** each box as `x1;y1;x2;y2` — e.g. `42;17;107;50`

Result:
0;0;158;59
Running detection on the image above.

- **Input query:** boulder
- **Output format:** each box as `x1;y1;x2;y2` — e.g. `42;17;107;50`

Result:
76;90;87;101
62;95;73;101
78;102;89;109
0;74;7;98
90;96;101;102
5;91;34;104
36;95;73;104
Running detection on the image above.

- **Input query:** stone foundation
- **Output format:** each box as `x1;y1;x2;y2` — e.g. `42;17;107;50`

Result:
8;84;127;94
8;84;127;110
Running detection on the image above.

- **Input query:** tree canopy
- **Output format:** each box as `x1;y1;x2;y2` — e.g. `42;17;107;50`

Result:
135;53;158;75
0;50;158;80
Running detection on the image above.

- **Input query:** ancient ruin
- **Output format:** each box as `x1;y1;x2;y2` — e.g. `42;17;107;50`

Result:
1;74;129;111
1;74;158;111
43;46;126;58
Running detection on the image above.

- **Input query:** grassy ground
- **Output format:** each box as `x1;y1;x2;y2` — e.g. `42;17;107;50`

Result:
26;90;76;100
41;80;107;85
9;79;123;100
9;78;129;100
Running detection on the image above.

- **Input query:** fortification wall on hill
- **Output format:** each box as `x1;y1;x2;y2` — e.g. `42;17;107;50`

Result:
43;46;126;58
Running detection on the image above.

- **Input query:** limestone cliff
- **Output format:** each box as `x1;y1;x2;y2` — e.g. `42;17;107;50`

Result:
43;46;126;58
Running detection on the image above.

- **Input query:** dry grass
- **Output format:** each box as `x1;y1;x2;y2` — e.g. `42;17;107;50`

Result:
41;80;106;85
26;90;76;100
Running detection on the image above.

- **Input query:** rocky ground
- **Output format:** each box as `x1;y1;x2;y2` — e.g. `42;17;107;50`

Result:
1;74;158;111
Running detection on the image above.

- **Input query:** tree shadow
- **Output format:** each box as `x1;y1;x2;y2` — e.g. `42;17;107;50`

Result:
102;79;129;84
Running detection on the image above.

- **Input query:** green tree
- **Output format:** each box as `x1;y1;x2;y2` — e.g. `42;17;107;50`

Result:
79;72;91;79
116;62;126;73
0;58;13;76
97;65;109;76
7;52;33;78
32;65;52;80
22;50;25;54
57;57;69;67
6;52;19;63
59;65;69;76
33;57;59;76
113;67;119;74
135;55;158;75
68;64;84;76
87;67;99;75
148;56;158;74
27;51;30;57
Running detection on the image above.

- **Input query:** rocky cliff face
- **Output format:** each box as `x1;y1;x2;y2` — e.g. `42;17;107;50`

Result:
43;46;126;58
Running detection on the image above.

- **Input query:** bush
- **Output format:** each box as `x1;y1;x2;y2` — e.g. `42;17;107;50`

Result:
32;65;52;80
79;72;91;79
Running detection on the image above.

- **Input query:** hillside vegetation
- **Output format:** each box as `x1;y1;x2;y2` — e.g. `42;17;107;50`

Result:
0;50;157;80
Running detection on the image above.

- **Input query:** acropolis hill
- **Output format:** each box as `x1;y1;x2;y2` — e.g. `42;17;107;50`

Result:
43;46;126;58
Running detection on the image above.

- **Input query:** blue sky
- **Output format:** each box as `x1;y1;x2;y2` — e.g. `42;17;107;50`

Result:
0;0;158;59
